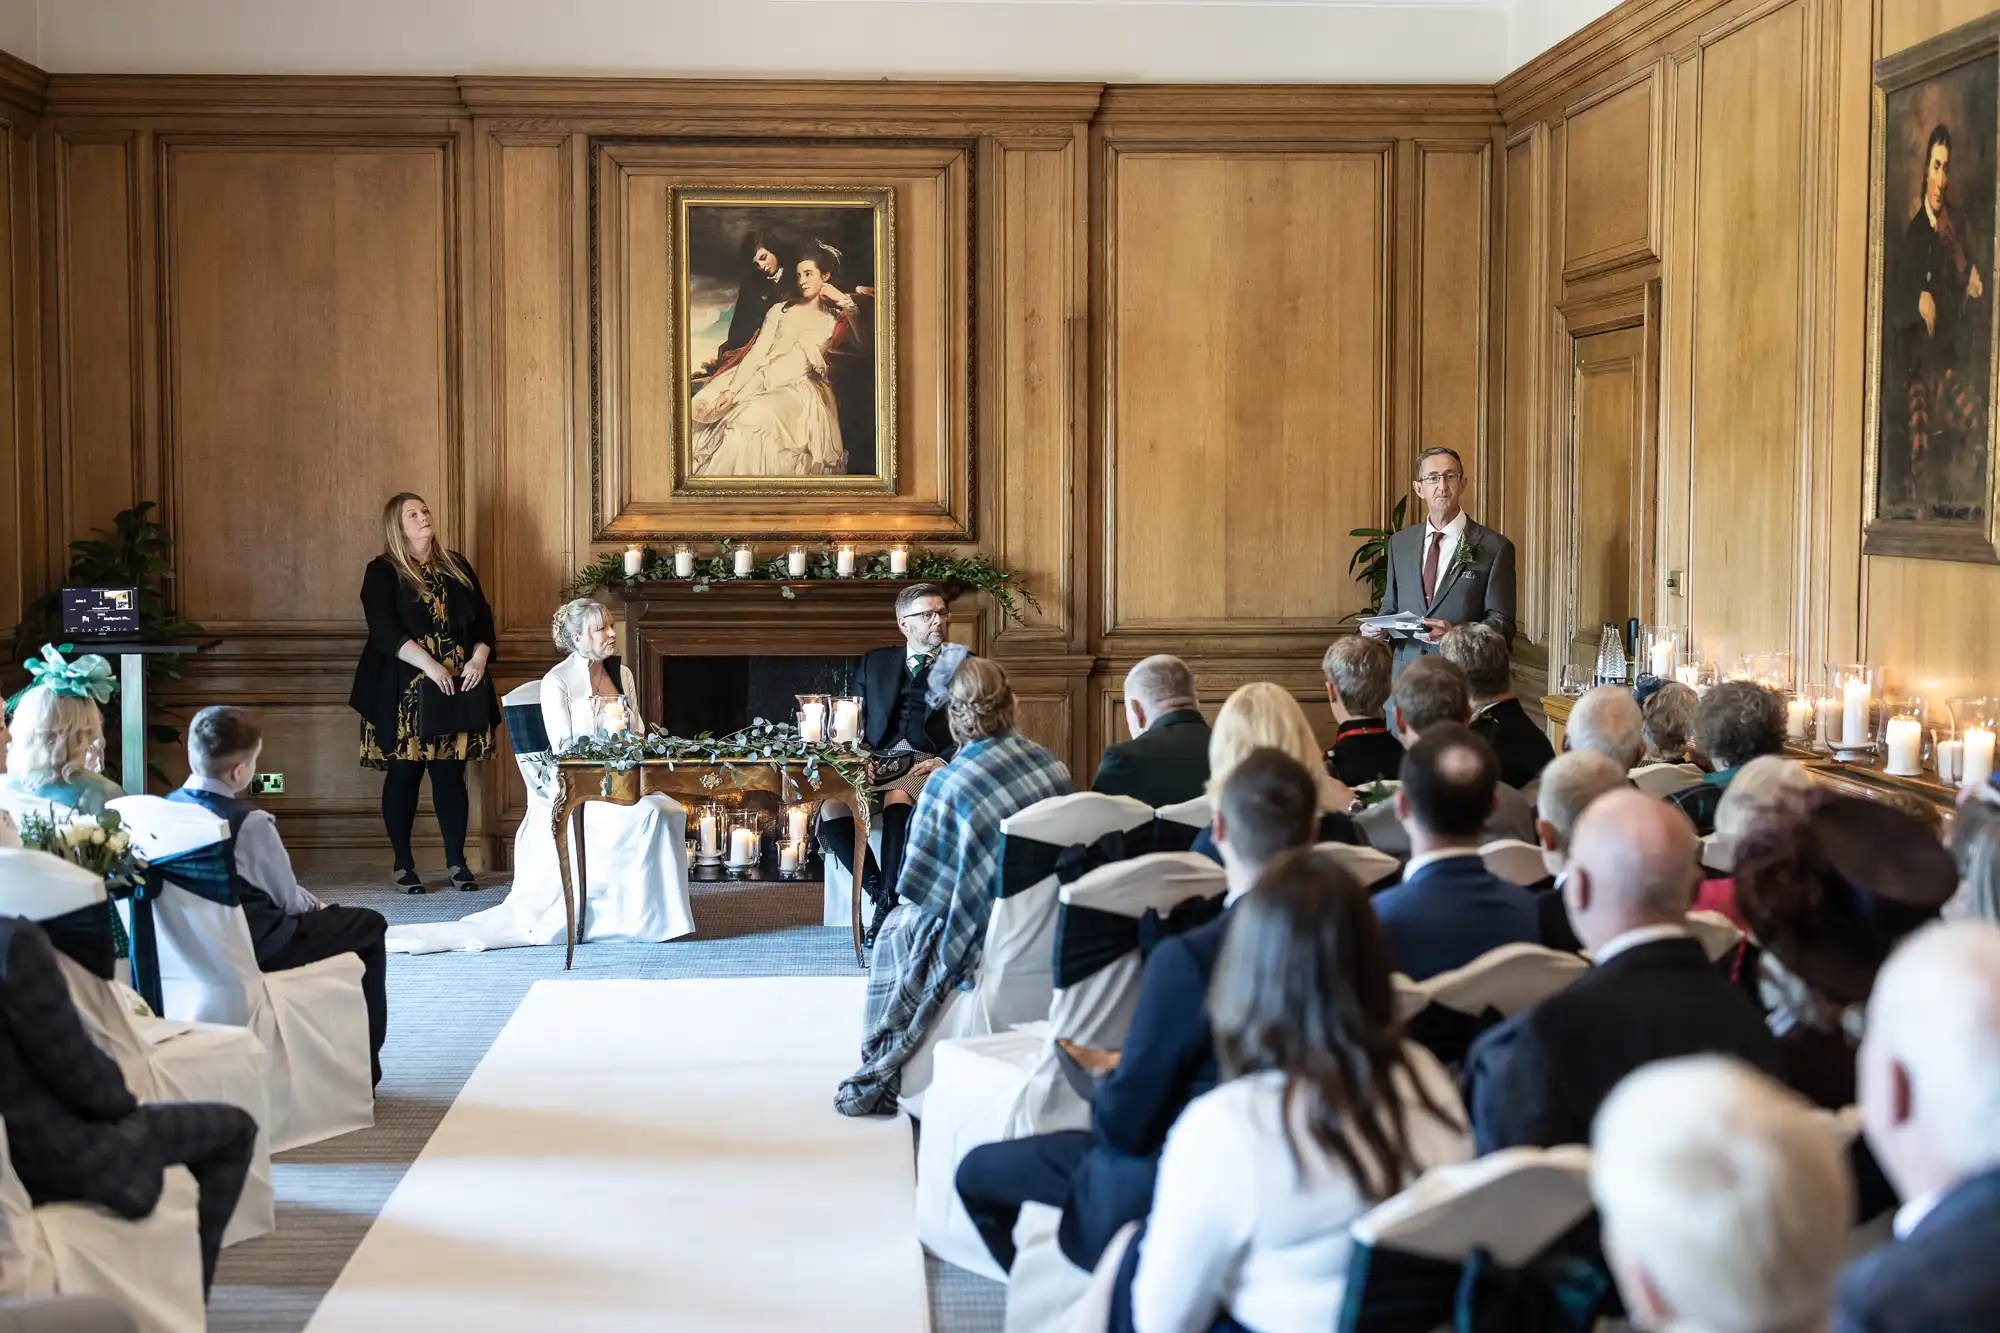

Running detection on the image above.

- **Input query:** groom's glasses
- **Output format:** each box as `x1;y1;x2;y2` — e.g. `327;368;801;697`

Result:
901;609;948;623
1417;470;1463;487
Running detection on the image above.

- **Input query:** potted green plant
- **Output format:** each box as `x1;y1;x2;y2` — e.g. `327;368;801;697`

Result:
1344;494;1409;620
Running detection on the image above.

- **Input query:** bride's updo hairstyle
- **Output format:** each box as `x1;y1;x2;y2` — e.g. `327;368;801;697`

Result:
551;598;611;659
946;658;1015;745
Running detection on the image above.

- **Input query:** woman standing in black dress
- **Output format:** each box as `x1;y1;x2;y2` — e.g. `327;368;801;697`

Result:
349;492;498;893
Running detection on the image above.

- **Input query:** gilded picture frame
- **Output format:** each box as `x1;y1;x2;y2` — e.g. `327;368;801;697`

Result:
670;185;899;498
1862;13;2000;564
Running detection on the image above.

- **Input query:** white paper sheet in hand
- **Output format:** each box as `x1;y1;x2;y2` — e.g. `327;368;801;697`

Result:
1359;611;1428;640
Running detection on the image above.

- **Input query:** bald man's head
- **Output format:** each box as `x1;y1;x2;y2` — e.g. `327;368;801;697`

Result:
1397;722;1500;845
1564;788;1699;952
1568;686;1645;771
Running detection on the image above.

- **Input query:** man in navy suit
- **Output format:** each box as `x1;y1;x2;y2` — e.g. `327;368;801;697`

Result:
1838;921;2000;1333
1369;723;1539;981
952;748;1320;1273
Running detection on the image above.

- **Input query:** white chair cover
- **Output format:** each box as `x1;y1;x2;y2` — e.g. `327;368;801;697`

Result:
1699;830;1734;874
1631;761;1705;798
1478;838;1549;887
0;851;103;921
1152;795;1210;851
0;1123;205;1333
1068;1221;1140;1333
1317;841;1402;889
1004;1203;1091;1333
912;1024;1048;1281
109;798;372;1152
1416;942;1588;1019
1349;1144;1595;1267
1684;908;1746;962
899;792;1158;1119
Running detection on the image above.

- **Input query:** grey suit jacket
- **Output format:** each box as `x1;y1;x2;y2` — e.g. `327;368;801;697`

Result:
1379;517;1518;669
1356;780;1538;861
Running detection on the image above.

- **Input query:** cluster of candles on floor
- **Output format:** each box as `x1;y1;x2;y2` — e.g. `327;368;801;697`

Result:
693;803;817;877
621;543;911;579
1628;626;1997;790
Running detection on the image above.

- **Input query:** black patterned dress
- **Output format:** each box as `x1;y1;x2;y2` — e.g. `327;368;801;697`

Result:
358;562;497;768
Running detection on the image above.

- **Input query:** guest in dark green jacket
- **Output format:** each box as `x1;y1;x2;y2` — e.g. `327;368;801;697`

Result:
1091;655;1211;808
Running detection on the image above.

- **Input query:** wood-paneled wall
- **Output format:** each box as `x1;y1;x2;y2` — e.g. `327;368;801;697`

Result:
0;54;40;673
1494;0;1996;703
13;76;1495;867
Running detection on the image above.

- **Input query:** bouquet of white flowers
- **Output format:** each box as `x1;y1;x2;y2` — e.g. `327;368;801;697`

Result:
17;806;145;891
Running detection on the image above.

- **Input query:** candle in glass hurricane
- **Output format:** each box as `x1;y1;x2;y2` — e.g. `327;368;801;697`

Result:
697;808;720;857
832;697;862;744
623;545;643;578
1967;726;1997;791
787;546;807;577
779;841;799;875
836;545;856;577
674;543;695;579
733;547;754;578
1884;715;1924;776
727;825;758;868
1785;697;1813;743
787;805;810;846
889;546;909;576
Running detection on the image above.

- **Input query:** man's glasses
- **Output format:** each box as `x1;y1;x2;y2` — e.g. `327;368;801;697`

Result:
900;609;948;623
1417;470;1464;486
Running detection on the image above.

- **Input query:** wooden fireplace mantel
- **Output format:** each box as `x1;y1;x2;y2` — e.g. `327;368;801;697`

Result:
613;579;973;725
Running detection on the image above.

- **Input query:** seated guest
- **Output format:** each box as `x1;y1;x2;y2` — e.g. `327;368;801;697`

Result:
1946;802;2000;923
954;749;1320;1274
1355;656;1536;858
1667;681;1787;836
387;598;694;953
1464;789;1781;1150
1565;684;1646;773
1189;683;1358;861
169;707;391;1086
1637;681;1706;789
1734;796;1953;1110
820;582;972;935
836;660;1071;1116
1840;922;2000;1333
1369;725;1539;981
1092;656;1210;807
1531;750;1630;952
1113;848;1473;1333
1593;1056;1853;1333
4;647;123;815
1695;755;1815;928
0;891;259;1298
1443;623;1553;789
1320;636;1402;788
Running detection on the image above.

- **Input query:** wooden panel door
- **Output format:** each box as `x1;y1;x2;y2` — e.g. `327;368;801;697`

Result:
1560;289;1659;675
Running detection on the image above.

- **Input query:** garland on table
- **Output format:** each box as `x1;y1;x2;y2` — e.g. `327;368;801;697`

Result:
560;544;1039;626
554;718;872;796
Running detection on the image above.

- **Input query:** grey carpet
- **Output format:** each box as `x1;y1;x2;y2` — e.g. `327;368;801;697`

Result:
207;870;1006;1333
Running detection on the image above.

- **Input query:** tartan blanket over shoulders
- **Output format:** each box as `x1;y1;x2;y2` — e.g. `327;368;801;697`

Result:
835;730;1073;1116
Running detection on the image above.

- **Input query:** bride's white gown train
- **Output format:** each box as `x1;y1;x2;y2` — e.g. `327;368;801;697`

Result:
386;657;694;954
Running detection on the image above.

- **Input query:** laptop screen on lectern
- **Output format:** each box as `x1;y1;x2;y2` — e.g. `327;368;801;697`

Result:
60;586;141;640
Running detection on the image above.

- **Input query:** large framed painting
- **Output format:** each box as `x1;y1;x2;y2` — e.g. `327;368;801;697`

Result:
1864;14;2000;564
675;187;897;493
589;139;975;543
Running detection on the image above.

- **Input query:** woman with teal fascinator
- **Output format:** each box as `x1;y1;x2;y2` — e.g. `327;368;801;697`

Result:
4;644;123;815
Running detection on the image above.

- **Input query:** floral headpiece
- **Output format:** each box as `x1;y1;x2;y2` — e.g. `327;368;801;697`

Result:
16;644;117;706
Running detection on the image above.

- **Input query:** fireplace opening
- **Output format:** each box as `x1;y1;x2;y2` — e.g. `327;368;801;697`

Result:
657;654;864;739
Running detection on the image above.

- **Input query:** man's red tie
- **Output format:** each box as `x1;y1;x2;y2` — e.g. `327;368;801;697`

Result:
1422;529;1444;605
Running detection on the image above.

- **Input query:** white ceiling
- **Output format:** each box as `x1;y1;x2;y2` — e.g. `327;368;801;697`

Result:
0;0;1623;83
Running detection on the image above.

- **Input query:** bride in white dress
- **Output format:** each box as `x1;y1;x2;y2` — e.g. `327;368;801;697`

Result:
386;599;695;954
689;244;866;478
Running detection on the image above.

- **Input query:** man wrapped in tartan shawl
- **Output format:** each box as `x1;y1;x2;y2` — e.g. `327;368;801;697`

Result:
835;729;1072;1116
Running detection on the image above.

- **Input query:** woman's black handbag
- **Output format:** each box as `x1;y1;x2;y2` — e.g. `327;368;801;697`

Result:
418;678;495;739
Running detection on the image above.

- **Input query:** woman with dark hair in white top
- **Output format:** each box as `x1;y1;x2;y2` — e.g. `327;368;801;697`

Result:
1115;847;1472;1333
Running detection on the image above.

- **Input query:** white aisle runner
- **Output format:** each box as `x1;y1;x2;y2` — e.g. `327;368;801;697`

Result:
304;978;928;1333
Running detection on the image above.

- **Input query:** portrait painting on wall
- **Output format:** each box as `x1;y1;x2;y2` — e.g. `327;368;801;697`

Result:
1865;17;2000;563
673;187;897;495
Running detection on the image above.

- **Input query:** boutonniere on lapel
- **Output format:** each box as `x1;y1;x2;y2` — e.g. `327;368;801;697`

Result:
1443;532;1485;584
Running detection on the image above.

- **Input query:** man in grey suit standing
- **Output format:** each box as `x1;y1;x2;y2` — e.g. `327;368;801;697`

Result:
1362;447;1518;671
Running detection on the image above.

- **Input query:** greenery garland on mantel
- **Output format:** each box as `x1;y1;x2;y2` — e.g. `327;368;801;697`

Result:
561;542;1040;626
554;718;870;794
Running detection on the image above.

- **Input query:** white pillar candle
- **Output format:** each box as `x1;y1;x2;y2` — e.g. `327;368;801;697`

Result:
601;699;629;735
1786;698;1813;743
1816;697;1841;747
1675;664;1700;688
889;546;909;575
1964;727;1997;791
698;813;718;855
1884;717;1923;776
623;545;643;578
832;699;861;743
675;548;695;579
733;548;754;578
1939;739;1965;786
1649;641;1674;680
779;842;799;875
787;807;809;846
728;826;758;867
835;546;855;577
799;702;825;744
1842;677;1871;747
787;550;807;577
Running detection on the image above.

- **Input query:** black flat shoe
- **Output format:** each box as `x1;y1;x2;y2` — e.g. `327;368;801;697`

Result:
394;868;427;895
449;865;481;892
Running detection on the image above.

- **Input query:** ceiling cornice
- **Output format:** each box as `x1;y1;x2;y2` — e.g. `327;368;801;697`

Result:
1495;0;1733;122
1096;83;1501;131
